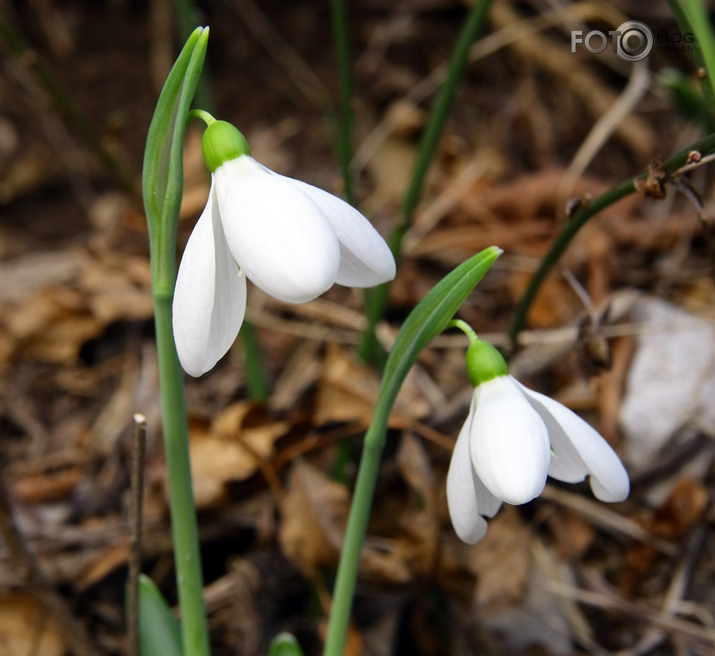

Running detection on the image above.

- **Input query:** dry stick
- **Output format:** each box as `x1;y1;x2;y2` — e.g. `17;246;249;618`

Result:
127;413;147;656
556;59;651;221
613;523;709;656
0;475;100;656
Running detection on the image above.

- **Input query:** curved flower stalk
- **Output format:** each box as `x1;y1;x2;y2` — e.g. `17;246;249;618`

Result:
447;326;630;544
173;118;396;376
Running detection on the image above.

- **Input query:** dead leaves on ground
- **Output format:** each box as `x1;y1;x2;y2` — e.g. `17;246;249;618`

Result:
0;594;66;656
0;247;153;367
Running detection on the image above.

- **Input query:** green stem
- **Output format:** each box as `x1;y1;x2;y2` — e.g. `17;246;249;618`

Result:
188;109;216;126
322;412;389;656
238;320;269;402
508;132;715;346
399;0;493;226
668;0;715;122
330;0;356;208
357;0;494;363
323;247;503;656
448;318;479;343
0;16;138;197
153;293;211;656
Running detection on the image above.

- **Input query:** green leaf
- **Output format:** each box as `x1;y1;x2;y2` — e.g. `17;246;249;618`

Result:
268;633;305;656
660;67;713;132
142;26;209;293
376;246;502;423
138;574;183;656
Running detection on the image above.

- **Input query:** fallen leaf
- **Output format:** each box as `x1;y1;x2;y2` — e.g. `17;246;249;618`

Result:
0;594;66;656
279;460;348;577
190;401;289;509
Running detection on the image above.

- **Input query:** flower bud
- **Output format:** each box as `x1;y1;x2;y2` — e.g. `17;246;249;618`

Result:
465;339;509;387
201;120;251;172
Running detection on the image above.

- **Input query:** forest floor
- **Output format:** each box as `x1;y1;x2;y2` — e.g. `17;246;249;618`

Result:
1;1;714;655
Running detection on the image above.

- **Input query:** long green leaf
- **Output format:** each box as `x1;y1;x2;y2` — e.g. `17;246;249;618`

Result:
323;245;502;656
142;26;209;293
376;245;502;424
138;575;183;656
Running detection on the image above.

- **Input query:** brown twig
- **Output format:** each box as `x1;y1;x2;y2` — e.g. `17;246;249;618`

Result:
0;473;100;656
127;413;147;656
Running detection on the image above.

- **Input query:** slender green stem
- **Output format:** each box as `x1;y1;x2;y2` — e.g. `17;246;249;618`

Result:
357;0;494;363
0;16;138;197
399;0;493;226
330;0;356;208
323;247;502;656
153;293;211;656
238;320;269;402
508;132;715;346
448;319;478;343
329;0;389;371
668;0;715;121
322;417;389;656
188;109;216;126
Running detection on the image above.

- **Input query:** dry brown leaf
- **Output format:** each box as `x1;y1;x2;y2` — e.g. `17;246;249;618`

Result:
279;460;348;577
0;594;66;656
315;344;429;426
315;344;381;425
391;433;439;576
621;478;708;595
10;467;84;503
79;252;153;323
3;287;105;363
508;272;580;330
190;401;289;509
75;541;129;592
439;508;532;611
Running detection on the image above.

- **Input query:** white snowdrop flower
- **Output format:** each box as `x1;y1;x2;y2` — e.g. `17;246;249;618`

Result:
172;120;396;376
447;335;629;544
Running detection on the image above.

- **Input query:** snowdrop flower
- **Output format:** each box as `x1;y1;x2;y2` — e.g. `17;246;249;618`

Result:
447;331;629;544
172;119;396;376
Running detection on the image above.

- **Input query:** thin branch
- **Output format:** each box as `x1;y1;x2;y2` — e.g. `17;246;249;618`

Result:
127;413;147;656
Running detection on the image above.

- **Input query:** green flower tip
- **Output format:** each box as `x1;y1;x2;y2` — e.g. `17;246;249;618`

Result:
201;120;251;172
268;632;304;656
465;339;509;387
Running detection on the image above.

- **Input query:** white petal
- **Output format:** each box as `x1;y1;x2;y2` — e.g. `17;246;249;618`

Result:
447;406;490;544
519;383;630;503
215;157;340;303
286;179;396;287
172;185;247;377
470;376;550;505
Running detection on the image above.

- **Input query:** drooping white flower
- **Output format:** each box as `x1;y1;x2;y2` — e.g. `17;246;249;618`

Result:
447;336;629;544
172;120;396;376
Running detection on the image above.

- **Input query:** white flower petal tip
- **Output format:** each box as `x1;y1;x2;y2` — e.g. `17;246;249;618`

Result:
518;383;630;503
470;376;550;505
172;144;396;375
446;371;630;544
285;178;396;287
172;187;247;377
446;416;499;544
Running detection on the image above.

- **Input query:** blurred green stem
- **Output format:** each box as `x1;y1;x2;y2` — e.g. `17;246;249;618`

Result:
330;0;356;208
0;16;138;196
152;293;211;656
357;0;494;363
668;0;715;121
508;132;715;347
